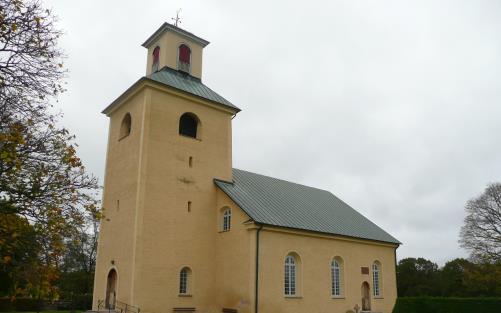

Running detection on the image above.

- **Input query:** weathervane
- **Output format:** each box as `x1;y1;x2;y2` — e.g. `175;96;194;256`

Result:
172;9;182;26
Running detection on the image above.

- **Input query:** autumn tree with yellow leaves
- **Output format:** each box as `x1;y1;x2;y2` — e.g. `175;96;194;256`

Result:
0;0;100;299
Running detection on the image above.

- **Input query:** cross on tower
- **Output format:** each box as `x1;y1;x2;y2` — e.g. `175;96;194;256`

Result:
172;9;182;26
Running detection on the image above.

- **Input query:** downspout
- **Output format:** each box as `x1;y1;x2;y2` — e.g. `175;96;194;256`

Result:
255;224;263;313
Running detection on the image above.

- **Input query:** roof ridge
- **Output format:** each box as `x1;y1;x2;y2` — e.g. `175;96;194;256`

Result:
232;168;331;194
150;66;202;82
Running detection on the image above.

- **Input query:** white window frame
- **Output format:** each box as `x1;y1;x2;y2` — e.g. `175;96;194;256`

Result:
284;255;296;296
179;267;190;295
372;262;381;297
331;259;341;297
222;209;231;231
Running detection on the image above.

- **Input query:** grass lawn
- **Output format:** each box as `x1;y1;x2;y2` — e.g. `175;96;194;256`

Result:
3;311;83;313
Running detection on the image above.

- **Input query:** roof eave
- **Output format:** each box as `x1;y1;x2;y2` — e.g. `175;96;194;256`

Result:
102;76;240;116
259;223;401;246
142;22;210;48
102;77;147;116
144;76;241;113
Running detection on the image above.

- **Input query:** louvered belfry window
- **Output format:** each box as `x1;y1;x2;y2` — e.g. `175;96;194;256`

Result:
178;44;191;73
152;46;160;72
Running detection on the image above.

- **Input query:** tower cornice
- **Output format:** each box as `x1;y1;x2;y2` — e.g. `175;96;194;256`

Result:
142;22;210;48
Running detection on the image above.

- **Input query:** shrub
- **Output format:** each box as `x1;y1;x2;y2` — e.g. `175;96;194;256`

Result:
0;298;45;312
71;294;92;310
13;298;44;311
0;299;13;312
0;295;92;312
393;297;501;313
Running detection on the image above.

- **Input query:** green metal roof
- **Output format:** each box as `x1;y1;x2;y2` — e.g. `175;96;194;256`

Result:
215;169;400;245
148;67;240;112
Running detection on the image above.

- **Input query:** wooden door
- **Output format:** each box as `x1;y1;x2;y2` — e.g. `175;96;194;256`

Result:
105;269;117;309
361;281;371;311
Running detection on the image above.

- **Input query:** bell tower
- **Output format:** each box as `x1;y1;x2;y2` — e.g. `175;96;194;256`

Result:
93;22;240;313
142;23;209;78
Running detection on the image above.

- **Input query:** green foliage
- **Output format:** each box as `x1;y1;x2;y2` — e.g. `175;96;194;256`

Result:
392;297;501;313
397;257;501;297
439;258;471;297
397;257;440;296
70;294;92;310
0;296;91;311
0;213;40;298
56;271;93;298
0;298;43;312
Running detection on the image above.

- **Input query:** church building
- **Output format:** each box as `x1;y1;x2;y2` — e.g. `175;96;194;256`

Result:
92;22;400;313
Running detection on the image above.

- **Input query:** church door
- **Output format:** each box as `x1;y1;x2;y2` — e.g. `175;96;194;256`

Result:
105;269;117;309
361;281;371;311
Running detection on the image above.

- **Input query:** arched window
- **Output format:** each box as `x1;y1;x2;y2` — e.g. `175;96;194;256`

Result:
372;261;381;297
179;267;191;295
119;113;131;140
222;208;231;231
178;44;191;73
152;46;160;72
284;254;297;296
179;113;199;138
331;257;344;297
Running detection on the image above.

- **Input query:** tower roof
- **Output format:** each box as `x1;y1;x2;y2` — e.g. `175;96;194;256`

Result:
148;67;239;111
101;67;240;115
142;22;210;48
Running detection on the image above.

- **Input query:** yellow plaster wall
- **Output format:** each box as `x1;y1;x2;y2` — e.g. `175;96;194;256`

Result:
256;228;398;313
127;86;234;313
92;89;148;309
145;31;204;78
214;189;254;313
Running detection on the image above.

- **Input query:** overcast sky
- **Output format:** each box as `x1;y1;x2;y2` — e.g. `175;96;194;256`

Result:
44;0;501;265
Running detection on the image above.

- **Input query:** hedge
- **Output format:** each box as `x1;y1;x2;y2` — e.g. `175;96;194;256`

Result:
393;297;501;313
0;295;92;312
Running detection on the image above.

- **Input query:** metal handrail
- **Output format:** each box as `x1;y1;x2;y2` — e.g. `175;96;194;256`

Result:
97;299;139;313
116;300;140;313
97;299;105;311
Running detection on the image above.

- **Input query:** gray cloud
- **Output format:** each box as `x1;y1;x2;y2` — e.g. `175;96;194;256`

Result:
45;0;501;265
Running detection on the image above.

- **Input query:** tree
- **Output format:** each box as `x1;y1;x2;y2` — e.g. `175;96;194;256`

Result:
439;258;471;297
459;183;501;263
397;257;440;297
0;0;100;298
0;0;65;105
0;213;40;297
57;214;99;298
462;261;501;297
